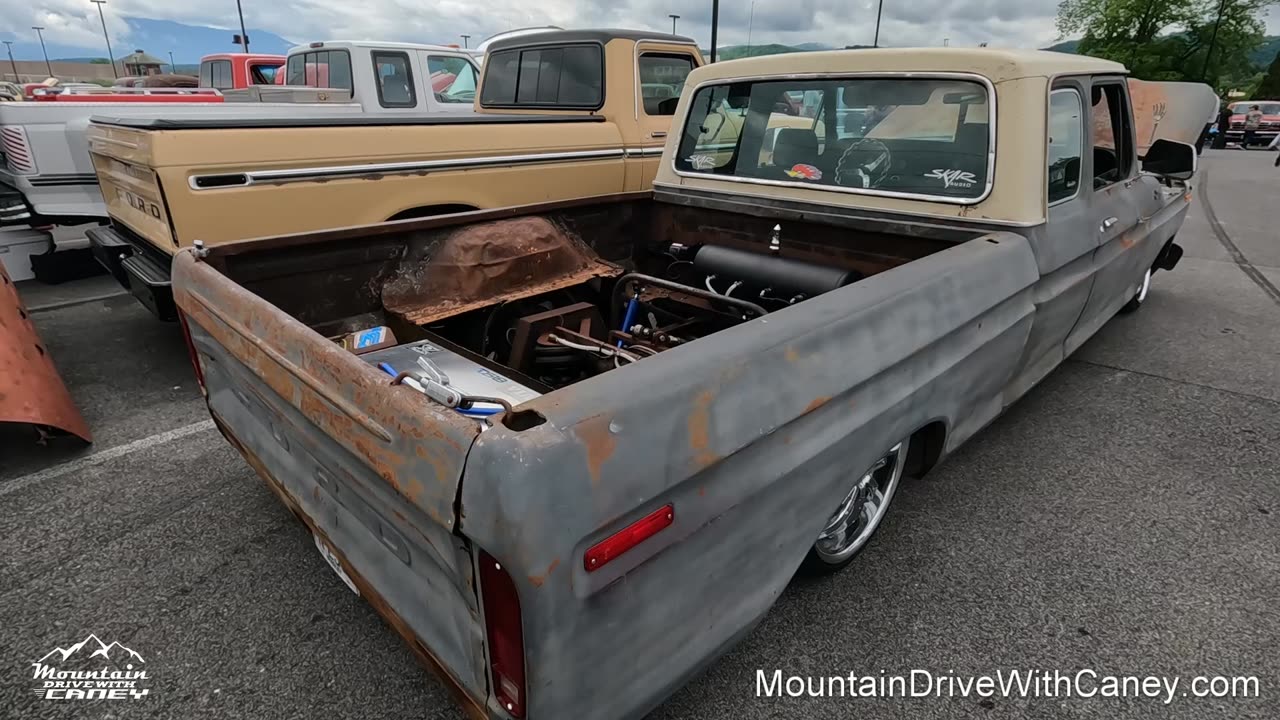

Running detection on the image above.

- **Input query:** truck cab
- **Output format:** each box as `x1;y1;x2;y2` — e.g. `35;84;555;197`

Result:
257;41;481;114
198;53;287;90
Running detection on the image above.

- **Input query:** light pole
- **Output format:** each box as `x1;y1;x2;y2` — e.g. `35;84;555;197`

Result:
873;0;884;47
710;0;719;62
31;27;53;78
461;34;470;48
168;50;175;73
236;0;249;52
1200;0;1228;83
3;41;18;82
90;0;118;78
746;2;756;55
669;14;680;35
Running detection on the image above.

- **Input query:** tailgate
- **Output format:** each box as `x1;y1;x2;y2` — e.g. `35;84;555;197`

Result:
87;123;176;252
171;250;491;716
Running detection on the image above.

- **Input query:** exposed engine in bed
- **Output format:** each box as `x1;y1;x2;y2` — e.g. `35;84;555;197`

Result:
381;219;863;401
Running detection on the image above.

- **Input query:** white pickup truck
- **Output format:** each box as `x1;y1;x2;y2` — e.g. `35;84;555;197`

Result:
0;40;478;231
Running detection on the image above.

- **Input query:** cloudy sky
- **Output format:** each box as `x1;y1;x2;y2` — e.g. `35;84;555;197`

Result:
1;0;1276;55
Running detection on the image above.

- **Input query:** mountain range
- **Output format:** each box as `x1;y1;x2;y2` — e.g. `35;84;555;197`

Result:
37;634;145;664
1;17;294;65
1046;36;1280;67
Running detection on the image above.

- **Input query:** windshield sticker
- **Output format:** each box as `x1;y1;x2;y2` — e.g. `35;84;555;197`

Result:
686;154;717;170
785;164;823;181
925;169;977;189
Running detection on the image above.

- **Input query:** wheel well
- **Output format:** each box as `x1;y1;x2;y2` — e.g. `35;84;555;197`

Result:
905;421;947;478
386;204;480;221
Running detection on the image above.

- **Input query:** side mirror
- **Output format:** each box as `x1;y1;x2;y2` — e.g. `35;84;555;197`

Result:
1141;138;1196;180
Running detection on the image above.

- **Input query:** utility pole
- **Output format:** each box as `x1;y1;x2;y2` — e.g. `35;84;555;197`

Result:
168;50;175;73
710;0;719;62
669;14;680;35
90;0;118;78
31;27;53;78
236;0;249;52
3;41;18;82
461;34;470;48
1200;0;1228;83
873;0;884;47
746;2;756;55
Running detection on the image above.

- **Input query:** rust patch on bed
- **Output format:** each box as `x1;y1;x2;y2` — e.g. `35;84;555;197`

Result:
804;396;831;414
527;558;560;588
688;390;721;468
576;414;617;487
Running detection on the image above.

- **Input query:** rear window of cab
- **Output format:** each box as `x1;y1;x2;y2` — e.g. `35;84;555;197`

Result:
479;44;603;109
674;76;993;203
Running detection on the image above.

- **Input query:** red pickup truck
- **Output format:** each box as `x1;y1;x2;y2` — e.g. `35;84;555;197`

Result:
1225;100;1280;147
198;53;286;90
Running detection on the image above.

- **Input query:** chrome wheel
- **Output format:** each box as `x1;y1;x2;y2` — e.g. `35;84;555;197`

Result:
812;439;909;565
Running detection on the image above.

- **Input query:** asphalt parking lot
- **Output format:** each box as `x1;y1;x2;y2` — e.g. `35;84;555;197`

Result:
2;149;1277;719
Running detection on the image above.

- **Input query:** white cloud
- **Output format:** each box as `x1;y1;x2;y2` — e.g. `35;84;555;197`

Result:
0;0;1274;56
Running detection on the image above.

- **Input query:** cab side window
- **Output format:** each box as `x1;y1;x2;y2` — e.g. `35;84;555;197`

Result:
1048;88;1083;204
639;54;695;115
372;51;415;108
1091;82;1134;189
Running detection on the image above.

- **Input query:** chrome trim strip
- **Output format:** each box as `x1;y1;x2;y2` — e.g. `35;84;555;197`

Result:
669;71;998;207
624;147;665;157
188;148;627;190
652;181;1042;228
27;174;99;187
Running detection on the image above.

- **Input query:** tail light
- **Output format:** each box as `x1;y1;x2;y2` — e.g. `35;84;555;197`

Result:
584;504;674;572
1;126;36;174
177;310;206;392
479;551;526;718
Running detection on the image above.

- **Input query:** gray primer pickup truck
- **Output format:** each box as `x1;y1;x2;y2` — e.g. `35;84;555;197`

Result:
172;49;1203;720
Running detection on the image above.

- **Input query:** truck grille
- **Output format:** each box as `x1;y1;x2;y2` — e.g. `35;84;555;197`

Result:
0;126;35;174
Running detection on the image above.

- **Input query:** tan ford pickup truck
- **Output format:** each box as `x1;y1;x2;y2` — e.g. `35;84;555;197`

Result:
84;29;721;320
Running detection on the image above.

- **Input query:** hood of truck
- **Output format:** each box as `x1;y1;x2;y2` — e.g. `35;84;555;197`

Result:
1127;79;1220;156
0;261;91;442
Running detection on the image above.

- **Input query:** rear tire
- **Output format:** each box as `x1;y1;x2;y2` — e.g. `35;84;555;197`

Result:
801;437;910;575
1119;268;1152;314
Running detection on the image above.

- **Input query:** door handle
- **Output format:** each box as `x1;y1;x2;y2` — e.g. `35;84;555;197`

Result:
1100;216;1119;231
651;131;668;138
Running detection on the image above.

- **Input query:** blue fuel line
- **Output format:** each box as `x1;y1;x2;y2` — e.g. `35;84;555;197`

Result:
618;296;639;348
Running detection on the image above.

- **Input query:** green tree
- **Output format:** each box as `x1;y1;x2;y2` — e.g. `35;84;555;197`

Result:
1056;0;1267;92
1255;52;1280;98
89;58;110;64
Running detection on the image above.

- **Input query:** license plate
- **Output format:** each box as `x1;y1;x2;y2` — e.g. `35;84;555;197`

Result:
313;534;359;595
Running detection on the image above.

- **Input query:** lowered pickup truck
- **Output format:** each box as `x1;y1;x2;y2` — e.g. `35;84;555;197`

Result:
85;29;720;319
172;49;1203;720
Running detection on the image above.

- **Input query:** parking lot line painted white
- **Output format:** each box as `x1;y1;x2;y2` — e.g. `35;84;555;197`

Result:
27;290;129;314
1;419;216;498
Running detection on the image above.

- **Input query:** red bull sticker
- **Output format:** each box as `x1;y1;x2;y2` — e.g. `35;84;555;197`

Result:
785;163;823;181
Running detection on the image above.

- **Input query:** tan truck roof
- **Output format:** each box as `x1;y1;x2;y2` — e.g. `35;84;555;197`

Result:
658;48;1132;227
688;48;1127;84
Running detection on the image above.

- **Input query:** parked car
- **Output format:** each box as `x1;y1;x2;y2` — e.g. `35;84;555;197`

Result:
86;29;721;320
0;40;478;235
170;48;1203;720
1224;100;1280;146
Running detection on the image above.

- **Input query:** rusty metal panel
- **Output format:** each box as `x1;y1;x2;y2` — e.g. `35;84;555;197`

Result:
458;232;1041;719
382;216;621;326
0;263;91;442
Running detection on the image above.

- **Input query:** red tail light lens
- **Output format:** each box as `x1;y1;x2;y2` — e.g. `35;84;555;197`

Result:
177;310;206;391
479;551;525;718
584;504;674;573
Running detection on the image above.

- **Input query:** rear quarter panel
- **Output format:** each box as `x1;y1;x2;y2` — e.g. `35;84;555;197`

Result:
459;232;1041;719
